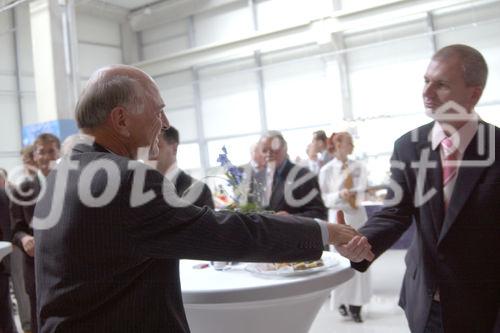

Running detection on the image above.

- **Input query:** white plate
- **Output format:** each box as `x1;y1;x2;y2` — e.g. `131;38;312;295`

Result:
245;252;340;277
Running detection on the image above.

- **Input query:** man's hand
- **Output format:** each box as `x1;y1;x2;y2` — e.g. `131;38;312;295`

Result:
332;211;375;262
275;211;289;216
21;235;35;257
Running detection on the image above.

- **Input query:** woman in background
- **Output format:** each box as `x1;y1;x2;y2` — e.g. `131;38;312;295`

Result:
318;132;372;323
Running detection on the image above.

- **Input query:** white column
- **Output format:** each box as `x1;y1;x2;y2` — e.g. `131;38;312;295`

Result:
29;0;79;122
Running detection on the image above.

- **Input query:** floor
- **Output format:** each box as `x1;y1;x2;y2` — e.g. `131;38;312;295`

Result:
309;249;411;333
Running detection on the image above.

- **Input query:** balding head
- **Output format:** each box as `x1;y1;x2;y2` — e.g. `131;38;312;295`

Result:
74;65;168;160
76;65;156;129
432;44;488;89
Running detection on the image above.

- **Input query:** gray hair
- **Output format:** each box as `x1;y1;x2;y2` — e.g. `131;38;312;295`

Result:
433;44;488;89
75;68;145;129
262;130;287;150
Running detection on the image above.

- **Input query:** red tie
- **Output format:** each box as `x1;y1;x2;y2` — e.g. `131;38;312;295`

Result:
441;137;458;186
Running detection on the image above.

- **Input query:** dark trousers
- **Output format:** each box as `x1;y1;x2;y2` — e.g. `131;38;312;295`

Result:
0;272;18;333
424;300;443;333
23;257;37;333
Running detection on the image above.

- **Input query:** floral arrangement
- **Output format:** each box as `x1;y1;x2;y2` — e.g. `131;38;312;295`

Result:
215;146;261;213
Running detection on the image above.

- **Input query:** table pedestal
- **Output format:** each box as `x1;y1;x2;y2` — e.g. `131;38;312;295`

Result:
185;290;327;333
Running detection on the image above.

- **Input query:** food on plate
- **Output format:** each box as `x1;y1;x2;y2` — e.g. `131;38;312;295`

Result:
266;259;324;271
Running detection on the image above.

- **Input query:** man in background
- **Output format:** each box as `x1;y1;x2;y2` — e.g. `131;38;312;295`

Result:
258;130;327;219
156;126;214;208
239;142;267;207
11;133;61;333
310;130;333;173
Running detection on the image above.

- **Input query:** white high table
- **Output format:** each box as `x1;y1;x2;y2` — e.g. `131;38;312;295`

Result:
0;241;12;262
180;252;354;333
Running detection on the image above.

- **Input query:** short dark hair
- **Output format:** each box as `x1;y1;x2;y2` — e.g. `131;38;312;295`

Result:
313;130;327;142
33;133;61;149
161;126;179;144
433;44;488;88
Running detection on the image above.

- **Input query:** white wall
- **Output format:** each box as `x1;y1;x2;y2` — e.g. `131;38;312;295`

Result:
138;0;500;181
0;9;23;170
76;13;123;79
194;1;253;47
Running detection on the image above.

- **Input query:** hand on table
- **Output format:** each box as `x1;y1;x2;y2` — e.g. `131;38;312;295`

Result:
333;211;375;262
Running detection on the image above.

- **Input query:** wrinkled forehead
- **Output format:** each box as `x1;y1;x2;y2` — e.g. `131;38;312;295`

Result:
261;136;286;151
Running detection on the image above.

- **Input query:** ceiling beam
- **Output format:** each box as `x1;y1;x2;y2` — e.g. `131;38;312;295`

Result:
128;0;244;31
75;0;128;22
135;0;492;77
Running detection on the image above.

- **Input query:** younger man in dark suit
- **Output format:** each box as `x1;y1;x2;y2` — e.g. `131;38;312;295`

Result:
337;45;500;333
156;126;214;208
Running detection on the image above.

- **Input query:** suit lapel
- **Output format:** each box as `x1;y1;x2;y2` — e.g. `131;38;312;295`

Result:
415;135;444;240
173;171;187;197
269;160;292;209
438;127;489;244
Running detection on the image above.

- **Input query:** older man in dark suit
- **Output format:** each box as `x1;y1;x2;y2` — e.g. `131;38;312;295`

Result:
33;65;371;333
258;131;327;220
337;44;500;333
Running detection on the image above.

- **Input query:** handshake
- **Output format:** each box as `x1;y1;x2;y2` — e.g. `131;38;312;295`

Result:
327;211;375;263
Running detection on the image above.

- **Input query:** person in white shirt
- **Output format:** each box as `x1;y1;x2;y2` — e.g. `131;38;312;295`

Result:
319;132;372;322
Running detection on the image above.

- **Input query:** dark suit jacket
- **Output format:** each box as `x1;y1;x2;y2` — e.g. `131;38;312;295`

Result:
10;177;39;296
266;159;327;220
173;170;214;209
0;188;11;274
352;121;500;333
34;143;324;333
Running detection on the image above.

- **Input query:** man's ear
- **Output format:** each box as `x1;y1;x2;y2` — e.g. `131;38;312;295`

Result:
470;86;483;108
109;107;130;137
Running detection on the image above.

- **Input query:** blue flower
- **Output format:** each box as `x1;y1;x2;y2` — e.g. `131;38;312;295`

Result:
216;146;243;202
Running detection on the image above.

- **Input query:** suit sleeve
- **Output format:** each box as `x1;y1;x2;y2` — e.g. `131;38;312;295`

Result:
351;141;415;272
122;165;324;263
10;193;31;251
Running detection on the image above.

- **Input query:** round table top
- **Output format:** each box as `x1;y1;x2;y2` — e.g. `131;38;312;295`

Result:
180;252;354;304
0;241;12;262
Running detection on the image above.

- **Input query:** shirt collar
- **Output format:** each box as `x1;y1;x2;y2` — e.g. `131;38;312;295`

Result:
165;162;180;182
431;113;479;154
